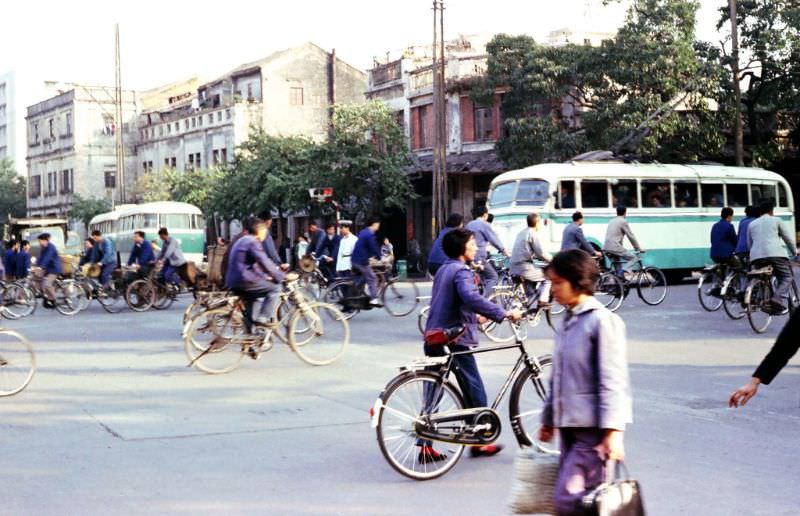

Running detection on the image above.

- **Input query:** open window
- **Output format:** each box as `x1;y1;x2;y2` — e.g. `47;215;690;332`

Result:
701;183;724;208
611;179;638;209
558;180;576;209
726;184;748;207
640;180;671;208
580;180;609;208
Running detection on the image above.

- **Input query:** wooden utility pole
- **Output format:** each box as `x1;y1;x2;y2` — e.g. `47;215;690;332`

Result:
729;0;745;166
431;1;447;236
114;23;126;204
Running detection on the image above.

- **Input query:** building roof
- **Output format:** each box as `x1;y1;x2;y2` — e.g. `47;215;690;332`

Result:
412;149;507;175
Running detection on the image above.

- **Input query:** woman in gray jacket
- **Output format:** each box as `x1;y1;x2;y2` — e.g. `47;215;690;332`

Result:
538;249;633;515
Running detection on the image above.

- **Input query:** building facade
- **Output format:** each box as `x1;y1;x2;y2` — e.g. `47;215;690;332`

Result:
26;86;138;217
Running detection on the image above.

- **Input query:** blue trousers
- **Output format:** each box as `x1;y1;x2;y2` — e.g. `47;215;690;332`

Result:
555;428;606;516
159;263;180;286
352;264;379;298
100;262;116;286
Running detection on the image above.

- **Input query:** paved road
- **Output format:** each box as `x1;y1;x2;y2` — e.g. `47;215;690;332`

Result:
1;279;799;515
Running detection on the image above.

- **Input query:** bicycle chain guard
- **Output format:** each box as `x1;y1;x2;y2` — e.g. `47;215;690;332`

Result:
413;407;502;446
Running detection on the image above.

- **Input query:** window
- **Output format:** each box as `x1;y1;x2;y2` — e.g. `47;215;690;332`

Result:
159;126;163;137
225;109;231;120
488;182;516;209
104;170;116;188
612;180;638;209
143;214;158;228
221;148;227;163
166;124;171;135
170;157;177;169
195;152;201;169
218;111;223;122
60;169;73;193
162;213;190;229
174;122;179;132
212;149;220;165
187;154;195;170
778;183;789;208
30;176;42;197
515;180;550;206
198;116;202;127
290;87;304;106
395;110;405;131
559;180;576;209
65;112;72;135
474;105;494;141
415;105;431;149
674;181;698;207
750;184;776;206
46;171;57;195
184;119;189;130
164;158;170;168
208;114;214;124
49;118;55;139
32;122;39;145
580;180;609;208
191;117;196;128
701;183;724;207
726;184;748;207
640;180;671;208
247;83;253;101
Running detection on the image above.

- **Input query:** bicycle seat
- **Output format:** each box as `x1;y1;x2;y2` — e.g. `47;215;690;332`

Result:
748;266;773;276
424;325;465;346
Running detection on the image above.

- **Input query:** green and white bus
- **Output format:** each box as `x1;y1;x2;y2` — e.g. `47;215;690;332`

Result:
89;202;206;264
487;162;795;275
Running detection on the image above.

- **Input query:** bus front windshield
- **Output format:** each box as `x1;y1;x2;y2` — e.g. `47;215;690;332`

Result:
515;180;550;206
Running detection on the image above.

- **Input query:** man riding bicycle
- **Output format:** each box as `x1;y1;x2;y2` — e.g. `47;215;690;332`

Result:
510;212;552;306
709;207;739;293
351;217;383;306
91;230;117;286
127;231;156;278
603;205;644;277
465;206;508;297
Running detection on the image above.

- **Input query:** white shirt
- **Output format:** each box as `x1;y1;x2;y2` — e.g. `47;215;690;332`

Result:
336;234;358;272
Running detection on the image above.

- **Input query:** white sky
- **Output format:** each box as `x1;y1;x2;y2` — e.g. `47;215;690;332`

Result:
1;0;729;92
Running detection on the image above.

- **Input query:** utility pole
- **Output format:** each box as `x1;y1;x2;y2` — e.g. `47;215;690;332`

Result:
729;0;745;166
431;1;447;236
114;23;126;204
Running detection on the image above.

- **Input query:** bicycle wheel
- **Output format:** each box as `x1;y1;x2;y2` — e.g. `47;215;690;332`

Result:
0;328;36;396
288;302;349;366
97;280;125;313
722;271;746;320
745;278;772;334
153;284;177;310
323;280;359;320
1;283;36;319
54;281;82;316
508;355;556;451
697;270;723;312
300;272;324;300
375;371;465;480
184;308;247;374
595;273;625;312
77;282;92;311
636;267;668;305
382;280;420;317
417;305;429;335
481;290;526;343
125;279;155;312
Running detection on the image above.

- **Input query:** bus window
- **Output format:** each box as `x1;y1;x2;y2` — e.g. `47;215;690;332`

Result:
143;214;158;228
701;183;724;207
559;180;576;209
194;215;206;230
750;184;775;206
778;183;789;208
488;182;516;208
674;181;698;207
612;180;637;209
515;180;549;206
641;181;671;208
581;180;609;208
162;214;191;229
726;184;748;207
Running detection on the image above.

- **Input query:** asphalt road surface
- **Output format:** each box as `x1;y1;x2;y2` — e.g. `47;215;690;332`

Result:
1;278;799;515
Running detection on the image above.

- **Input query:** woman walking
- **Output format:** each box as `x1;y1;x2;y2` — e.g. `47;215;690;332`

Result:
538;249;633;515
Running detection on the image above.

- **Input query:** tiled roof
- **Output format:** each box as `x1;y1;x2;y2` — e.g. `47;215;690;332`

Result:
411;149;506;174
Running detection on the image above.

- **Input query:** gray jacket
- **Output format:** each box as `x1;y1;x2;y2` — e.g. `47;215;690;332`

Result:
157;236;187;267
603;216;641;254
561;222;595;254
747;214;797;261
542;297;633;431
509;227;551;280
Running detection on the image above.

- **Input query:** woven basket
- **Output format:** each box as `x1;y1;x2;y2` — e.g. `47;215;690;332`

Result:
507;447;561;515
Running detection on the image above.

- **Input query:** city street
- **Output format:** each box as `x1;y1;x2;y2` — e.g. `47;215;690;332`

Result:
1;279;799;515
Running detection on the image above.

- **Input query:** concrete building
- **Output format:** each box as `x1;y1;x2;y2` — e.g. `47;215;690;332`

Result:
134;43;366;183
0;72;18;167
26;85;138;217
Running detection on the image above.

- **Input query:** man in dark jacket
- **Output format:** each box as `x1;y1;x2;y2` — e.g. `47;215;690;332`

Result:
561;211;602;256
3;240;19;281
315;223;340;280
306;221;325;257
261;213;289;271
36;233;61;308
427;213;463;276
351;217;382;305
127;231;156;276
91;230;117;286
710;207;738;266
15;241;31;279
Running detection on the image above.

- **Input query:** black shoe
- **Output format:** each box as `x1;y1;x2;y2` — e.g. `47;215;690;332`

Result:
418;446;447;463
470;444;504;457
764;302;786;315
42;299;55;309
709;287;721;297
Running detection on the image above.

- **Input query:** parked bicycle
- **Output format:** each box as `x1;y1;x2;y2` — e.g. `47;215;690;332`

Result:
371;310;552;480
0;326;36;396
743;260;800;334
324;260;419;320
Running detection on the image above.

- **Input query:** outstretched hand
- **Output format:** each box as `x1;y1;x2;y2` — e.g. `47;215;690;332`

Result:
729;378;760;408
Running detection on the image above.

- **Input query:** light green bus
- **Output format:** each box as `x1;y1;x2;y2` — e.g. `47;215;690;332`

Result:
487;163;795;275
89;202;206;264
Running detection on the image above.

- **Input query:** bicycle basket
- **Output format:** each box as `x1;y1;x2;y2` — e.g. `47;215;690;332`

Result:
299;256;316;273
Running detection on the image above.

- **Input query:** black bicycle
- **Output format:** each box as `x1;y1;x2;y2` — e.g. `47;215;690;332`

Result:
371;312;553;480
604;251;668;306
743;260;800;334
324;261;419;319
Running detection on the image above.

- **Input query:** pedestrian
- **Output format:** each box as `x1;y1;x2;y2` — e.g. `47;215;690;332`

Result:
509;212;552;305
746;201;799;313
260;213;290;271
293;236;309;269
351;217;382;306
465;205;508;297
315;223;341;281
420;227;522;462
3;240;19;281
539;249;632;516
561;211;601;257
335;223;357;279
602;205;644;277
15;240;31;279
35;233;62;309
381;237;394;262
427;213;463;277
306;221;325;257
156;227;187;286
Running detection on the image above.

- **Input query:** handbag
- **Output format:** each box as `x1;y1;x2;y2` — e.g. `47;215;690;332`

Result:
507;446;561;514
582;461;645;516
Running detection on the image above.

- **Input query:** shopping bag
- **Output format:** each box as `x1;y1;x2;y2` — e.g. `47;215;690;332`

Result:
582;461;645;516
507;446;561;514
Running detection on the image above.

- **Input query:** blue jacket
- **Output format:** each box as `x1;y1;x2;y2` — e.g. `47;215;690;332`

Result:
427;228;453;268
263;234;283;265
128;240;155;266
561;222;595;254
351;228;380;267
15;251;30;279
710;219;737;260
3;249;17;275
225;235;285;289
315;233;341;267
735;216;755;255
424;259;507;346
465;218;505;263
92;238;117;266
38;243;62;275
307;228;326;257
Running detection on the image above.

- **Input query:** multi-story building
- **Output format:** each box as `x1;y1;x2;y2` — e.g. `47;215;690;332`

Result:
134;43;366;180
26;85;138;217
0;72;16;166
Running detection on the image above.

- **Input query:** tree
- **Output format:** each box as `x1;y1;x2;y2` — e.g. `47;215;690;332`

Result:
133;169;174;202
0;159;26;225
67;194;111;227
476;0;729;167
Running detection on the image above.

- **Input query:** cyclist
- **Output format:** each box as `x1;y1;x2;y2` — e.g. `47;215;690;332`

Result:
15;241;31;280
510;212;552;306
561;211;601;257
427;213;464;277
602;205;644;278
746;201;799;314
335;222;357;279
465;205;508;297
34;233;61;309
156;227;187;287
224;217;286;335
734;205;759;262
351;217;382;306
315;223;341;281
421;227;522;462
78;238;95;268
91;230;117;286
127;231;156;277
709;207;739;293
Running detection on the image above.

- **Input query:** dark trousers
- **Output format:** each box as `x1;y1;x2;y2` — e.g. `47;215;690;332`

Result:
428;263;442;277
753;257;794;307
159;263;180;286
234;283;277;334
478;262;498;297
555;428;606;516
100;262;116;286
